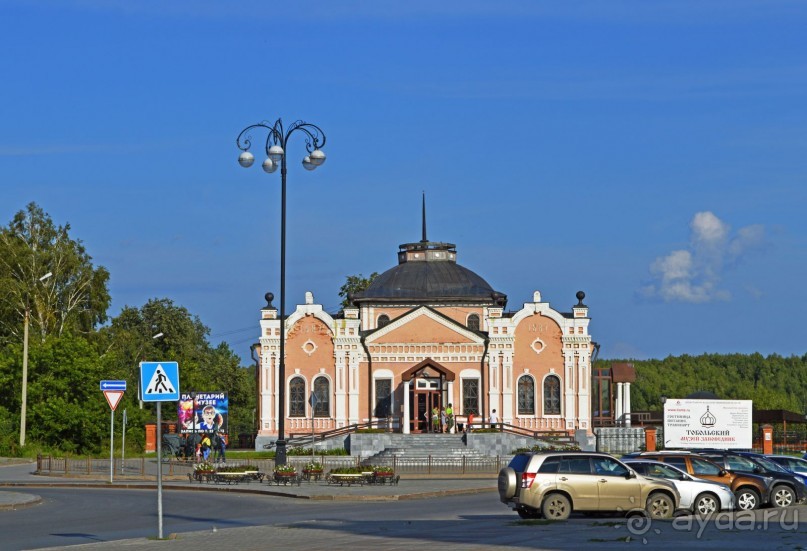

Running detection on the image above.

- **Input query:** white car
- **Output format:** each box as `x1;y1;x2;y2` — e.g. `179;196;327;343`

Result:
625;459;735;516
768;456;807;477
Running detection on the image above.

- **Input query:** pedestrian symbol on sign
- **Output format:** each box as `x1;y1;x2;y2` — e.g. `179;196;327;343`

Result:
139;361;180;403
145;366;175;394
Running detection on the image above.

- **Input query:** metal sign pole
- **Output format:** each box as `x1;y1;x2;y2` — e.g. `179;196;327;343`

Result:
157;401;164;540
121;409;127;474
109;409;115;483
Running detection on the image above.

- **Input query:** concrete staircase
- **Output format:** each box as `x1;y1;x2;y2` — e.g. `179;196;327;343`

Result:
362;433;492;463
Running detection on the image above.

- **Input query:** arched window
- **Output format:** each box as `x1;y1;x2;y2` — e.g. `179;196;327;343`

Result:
313;377;330;417
467;314;480;331
544;375;561;415
289;377;305;417
517;375;535;415
377;314;390;328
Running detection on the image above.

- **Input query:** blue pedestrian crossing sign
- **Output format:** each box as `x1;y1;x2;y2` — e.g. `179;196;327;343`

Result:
139;361;180;402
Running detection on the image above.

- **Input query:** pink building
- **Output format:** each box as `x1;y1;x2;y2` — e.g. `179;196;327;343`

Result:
253;228;594;449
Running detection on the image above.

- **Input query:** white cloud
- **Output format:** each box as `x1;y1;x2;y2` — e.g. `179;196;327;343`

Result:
642;211;765;303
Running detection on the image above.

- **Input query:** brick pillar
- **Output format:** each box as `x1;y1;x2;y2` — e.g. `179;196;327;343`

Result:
145;423;156;453
644;427;657;452
761;424;774;455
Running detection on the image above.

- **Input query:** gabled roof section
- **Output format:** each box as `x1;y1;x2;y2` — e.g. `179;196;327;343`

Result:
401;358;456;382
365;305;486;345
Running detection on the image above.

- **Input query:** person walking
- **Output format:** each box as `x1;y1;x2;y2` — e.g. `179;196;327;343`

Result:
490;409;499;430
440;407;447;433
432;406;440;433
200;433;212;461
445;403;454;433
214;429;227;463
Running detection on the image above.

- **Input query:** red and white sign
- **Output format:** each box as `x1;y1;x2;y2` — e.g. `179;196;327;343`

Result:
103;390;124;411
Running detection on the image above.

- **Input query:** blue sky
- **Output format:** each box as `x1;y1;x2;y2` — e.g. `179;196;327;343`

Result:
2;1;806;363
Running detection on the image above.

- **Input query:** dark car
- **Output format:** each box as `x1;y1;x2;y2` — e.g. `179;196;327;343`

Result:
694;450;807;508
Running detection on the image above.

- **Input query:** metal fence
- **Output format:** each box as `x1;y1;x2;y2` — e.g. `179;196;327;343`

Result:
36;454;511;477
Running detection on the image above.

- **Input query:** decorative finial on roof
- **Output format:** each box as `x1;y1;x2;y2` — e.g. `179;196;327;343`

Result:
575;291;586;307
264;292;275;309
421;192;427;243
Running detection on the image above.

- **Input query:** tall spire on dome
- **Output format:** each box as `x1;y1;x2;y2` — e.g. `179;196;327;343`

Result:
421;192;427;243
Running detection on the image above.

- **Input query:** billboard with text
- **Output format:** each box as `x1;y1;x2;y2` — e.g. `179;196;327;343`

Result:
664;398;752;449
178;391;228;434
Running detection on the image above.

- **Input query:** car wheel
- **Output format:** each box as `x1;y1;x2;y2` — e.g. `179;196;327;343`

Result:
735;488;759;510
516;507;541;519
498;468;518;500
693;493;720;516
772;485;795;508
646;492;674;519
542;493;572;520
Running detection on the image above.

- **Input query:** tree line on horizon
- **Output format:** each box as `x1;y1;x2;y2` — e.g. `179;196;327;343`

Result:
0;203;254;456
596;353;807;414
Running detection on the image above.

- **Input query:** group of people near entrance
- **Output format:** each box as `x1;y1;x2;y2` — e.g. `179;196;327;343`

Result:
427;403;455;433
422;407;500;433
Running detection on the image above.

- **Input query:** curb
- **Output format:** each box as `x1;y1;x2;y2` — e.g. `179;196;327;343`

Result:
0;481;495;503
0;491;42;511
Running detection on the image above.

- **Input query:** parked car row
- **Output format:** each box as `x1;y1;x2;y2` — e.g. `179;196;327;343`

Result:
623;450;807;510
498;449;807;521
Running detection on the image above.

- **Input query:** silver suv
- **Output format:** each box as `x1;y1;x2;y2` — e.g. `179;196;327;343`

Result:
498;452;680;520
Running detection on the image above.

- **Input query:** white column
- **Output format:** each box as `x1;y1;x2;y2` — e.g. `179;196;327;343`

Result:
577;353;590;430
624;382;632;427
334;352;346;429
563;351;576;430
501;352;514;425
403;380;411;434
488;353;500;424
615;382;624;426
348;354;360;424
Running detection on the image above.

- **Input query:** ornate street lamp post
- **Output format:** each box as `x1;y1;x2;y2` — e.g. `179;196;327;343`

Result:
236;119;327;465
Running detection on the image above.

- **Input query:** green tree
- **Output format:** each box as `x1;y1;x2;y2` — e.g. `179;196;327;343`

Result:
0;203;110;345
98;298;255;446
338;272;379;308
0;333;108;454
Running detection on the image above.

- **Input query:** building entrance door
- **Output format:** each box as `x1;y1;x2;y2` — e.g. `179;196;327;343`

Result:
410;378;441;433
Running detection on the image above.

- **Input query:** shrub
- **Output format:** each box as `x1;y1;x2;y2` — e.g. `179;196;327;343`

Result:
273;464;297;474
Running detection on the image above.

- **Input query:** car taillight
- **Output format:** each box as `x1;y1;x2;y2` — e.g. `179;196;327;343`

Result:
521;472;536;488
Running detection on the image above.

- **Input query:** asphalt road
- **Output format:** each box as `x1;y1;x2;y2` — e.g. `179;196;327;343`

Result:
0;487;500;550
4;486;807;551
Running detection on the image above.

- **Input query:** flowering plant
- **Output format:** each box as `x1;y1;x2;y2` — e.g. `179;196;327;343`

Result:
372;465;394;475
194;461;216;473
273;464;297;474
304;461;323;471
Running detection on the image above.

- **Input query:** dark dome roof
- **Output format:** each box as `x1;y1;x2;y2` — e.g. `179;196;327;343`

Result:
353;259;501;303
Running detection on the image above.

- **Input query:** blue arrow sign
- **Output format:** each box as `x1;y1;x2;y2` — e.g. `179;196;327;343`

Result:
100;380;127;391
